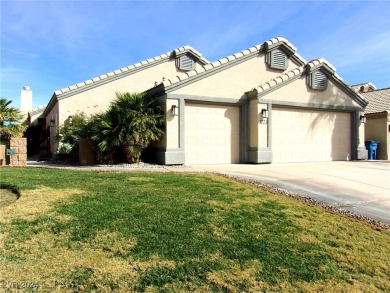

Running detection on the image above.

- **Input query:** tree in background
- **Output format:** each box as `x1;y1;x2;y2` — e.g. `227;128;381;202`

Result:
0;98;26;144
91;92;165;163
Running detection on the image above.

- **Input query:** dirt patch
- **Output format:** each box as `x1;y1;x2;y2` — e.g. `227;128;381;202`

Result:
0;187;84;224
0;188;18;208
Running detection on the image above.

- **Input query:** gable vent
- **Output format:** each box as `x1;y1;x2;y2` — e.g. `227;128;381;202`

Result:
308;70;328;90
266;49;288;70
176;55;195;71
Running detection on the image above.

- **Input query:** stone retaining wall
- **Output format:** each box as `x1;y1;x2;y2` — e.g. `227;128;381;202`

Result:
0;144;6;166
9;138;27;166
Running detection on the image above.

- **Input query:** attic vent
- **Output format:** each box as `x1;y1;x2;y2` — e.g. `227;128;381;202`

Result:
176;55;195;71
308;70;328;90
266;49;288;70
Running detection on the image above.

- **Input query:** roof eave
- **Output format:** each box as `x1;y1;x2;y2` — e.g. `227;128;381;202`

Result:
42;93;58;117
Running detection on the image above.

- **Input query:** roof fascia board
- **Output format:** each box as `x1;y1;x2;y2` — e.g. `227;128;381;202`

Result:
144;83;166;97
290;53;306;66
174;48;209;65
56;57;170;100
161;38;307;93
306;61;336;77
29;106;46;116
260;99;364;112
366;111;390;117
253;71;303;98
164;48;263;94
265;41;296;57
250;64;368;108
42;93;58;117
328;74;368;108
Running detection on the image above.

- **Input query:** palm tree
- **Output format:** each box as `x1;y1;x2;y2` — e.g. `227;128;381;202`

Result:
91;92;164;163
0;98;26;144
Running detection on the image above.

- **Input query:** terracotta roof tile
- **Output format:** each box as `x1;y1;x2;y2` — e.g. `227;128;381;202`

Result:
361;88;390;114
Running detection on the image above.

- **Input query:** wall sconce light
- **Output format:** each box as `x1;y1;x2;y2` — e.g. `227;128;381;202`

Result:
49;119;55;127
171;105;179;116
360;115;367;124
68;115;73;123
260;109;268;124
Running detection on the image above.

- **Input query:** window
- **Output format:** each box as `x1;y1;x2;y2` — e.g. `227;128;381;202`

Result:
266;49;288;70
176;55;195;71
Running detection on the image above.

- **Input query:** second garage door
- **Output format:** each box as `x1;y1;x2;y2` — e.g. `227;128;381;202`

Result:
272;107;351;163
185;103;240;164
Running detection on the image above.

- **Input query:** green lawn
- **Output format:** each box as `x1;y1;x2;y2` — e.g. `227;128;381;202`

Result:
0;168;389;292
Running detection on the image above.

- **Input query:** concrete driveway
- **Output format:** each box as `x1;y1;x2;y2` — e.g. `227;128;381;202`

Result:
193;161;390;224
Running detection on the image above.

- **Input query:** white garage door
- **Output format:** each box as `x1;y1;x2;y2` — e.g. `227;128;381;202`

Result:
272;107;351;163
185;103;240;164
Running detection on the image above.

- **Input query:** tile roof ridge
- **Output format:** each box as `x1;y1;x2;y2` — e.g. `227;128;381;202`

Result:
249;66;304;93
29;105;47;115
306;58;336;73
54;45;204;96
351;82;376;87
159;36;306;89
264;36;297;53
174;45;209;64
160;43;263;88
361;87;390;93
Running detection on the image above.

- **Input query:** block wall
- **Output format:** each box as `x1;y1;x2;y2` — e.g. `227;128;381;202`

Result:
0;145;6;166
9;138;27;166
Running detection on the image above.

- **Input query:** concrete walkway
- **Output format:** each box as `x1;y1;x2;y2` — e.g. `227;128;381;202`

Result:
192;161;390;224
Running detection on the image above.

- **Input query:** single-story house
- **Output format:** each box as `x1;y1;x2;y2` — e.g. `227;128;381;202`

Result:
39;46;209;154
32;36;368;164
354;85;389;160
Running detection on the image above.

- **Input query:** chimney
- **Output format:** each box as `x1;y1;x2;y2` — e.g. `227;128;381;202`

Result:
20;86;32;115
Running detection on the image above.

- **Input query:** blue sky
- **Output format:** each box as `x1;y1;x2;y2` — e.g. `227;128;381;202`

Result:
1;1;389;109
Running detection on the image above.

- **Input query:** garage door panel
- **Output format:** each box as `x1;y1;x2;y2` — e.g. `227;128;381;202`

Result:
185;103;240;164
272;108;351;163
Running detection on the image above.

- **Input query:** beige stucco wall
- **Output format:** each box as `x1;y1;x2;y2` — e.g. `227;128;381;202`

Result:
46;102;59;155
261;76;362;108
29;111;43;125
173;55;299;98
49;58;193;153
58;59;186;125
365;113;389;160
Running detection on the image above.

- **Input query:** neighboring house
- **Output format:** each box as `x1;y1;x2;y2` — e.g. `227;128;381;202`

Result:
32;36;368;164
356;85;390;160
28;106;46;125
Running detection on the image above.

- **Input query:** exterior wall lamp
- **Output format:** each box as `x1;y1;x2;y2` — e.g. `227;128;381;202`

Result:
260;109;268;124
68;115;73;123
360;115;367;124
49;119;55;127
171;105;179;116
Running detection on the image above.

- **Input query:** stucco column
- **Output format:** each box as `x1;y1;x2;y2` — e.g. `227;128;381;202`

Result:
357;111;368;160
247;98;272;163
155;96;185;165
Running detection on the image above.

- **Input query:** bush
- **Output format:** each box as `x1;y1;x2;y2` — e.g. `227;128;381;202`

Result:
55;142;73;161
55;113;93;162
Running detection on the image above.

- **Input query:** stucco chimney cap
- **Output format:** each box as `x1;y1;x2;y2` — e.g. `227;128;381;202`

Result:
23;86;31;90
